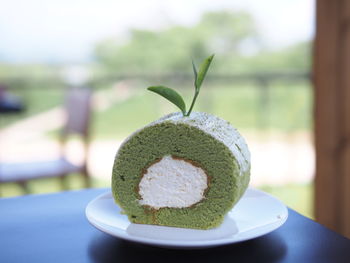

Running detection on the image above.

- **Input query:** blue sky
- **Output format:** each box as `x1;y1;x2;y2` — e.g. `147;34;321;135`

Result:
0;0;315;64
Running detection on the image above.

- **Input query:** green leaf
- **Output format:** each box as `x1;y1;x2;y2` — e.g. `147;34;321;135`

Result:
186;54;215;116
192;59;198;88
147;86;186;116
195;54;215;92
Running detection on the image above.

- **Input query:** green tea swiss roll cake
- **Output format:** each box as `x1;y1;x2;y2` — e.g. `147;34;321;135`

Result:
111;55;251;229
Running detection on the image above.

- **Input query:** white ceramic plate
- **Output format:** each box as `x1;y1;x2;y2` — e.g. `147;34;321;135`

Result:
85;188;288;249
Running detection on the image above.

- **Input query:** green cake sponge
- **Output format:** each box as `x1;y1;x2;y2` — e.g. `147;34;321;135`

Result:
112;111;250;230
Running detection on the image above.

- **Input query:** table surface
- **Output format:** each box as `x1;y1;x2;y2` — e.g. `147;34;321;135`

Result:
1;188;350;263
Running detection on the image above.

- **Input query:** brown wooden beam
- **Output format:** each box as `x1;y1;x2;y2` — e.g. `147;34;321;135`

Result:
314;0;350;237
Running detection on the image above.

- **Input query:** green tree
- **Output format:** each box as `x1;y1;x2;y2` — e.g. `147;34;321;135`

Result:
93;11;259;74
241;41;311;73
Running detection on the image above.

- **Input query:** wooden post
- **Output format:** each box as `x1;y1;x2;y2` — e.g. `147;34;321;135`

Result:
314;0;350;237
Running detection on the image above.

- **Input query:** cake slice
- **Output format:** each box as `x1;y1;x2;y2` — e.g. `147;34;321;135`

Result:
112;111;250;229
111;55;251;229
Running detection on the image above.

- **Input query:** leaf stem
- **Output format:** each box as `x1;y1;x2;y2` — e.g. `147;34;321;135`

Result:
186;90;199;116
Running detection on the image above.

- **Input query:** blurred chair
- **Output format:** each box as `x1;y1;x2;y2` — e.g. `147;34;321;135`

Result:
0;84;25;113
0;87;92;195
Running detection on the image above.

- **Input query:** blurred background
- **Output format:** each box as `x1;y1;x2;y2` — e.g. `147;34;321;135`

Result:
0;0;314;218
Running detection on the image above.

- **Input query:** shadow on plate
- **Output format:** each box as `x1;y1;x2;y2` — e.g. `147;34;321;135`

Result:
88;231;287;262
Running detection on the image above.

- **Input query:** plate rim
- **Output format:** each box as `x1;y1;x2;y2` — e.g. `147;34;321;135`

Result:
85;188;288;248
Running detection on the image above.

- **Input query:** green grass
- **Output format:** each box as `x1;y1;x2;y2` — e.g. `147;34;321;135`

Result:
92;82;312;139
92;90;161;138
258;183;314;219
200;82;312;132
1;81;312;137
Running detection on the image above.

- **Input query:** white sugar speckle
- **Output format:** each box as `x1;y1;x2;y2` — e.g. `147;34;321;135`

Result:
151;112;250;176
116;112;250;176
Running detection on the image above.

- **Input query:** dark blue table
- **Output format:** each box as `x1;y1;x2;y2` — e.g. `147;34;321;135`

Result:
1;188;349;262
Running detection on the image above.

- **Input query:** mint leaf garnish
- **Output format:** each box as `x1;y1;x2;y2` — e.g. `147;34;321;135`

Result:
192;59;198;88
147;86;186;116
186;54;214;116
147;54;215;117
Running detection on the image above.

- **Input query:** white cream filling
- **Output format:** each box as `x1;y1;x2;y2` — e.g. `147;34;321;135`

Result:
138;155;208;209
